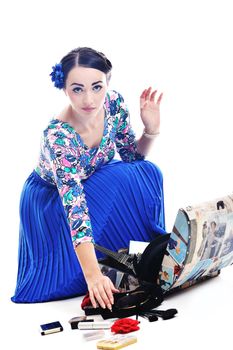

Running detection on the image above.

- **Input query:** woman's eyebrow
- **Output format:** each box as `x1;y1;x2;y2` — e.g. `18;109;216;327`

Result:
92;80;103;85
70;80;103;87
70;83;84;87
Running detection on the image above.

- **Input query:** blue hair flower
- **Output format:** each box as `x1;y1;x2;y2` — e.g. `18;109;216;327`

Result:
50;63;64;89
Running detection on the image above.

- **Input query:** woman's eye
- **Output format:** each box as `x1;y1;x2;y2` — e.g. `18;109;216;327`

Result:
73;87;83;93
93;85;102;92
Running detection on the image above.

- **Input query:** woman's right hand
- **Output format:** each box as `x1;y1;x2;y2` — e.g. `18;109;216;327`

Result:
86;271;119;310
75;242;119;310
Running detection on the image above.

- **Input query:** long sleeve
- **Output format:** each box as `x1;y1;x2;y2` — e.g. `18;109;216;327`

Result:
114;93;145;162
44;124;94;248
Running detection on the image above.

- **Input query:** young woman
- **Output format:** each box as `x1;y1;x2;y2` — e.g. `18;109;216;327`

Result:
12;47;166;311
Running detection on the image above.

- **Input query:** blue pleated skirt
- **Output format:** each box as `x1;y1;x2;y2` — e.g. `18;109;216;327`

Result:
11;159;166;303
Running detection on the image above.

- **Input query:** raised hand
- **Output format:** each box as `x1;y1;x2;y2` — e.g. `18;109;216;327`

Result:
140;87;163;135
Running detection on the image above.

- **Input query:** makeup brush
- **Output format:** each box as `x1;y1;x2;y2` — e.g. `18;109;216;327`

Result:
139;312;158;322
148;308;178;320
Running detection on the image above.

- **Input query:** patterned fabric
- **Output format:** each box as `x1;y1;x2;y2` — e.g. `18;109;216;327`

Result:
35;91;144;249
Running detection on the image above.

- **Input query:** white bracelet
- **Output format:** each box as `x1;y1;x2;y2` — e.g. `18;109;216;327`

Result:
143;129;160;139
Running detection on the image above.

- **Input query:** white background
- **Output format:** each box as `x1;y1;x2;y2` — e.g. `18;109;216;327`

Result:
0;0;232;349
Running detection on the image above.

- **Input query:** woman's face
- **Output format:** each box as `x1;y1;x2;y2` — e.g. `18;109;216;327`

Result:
64;66;108;119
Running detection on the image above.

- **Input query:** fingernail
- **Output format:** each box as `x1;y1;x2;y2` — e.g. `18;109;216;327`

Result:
108;304;112;312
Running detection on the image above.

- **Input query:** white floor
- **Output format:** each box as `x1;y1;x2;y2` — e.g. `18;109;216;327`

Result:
1;266;232;350
1;1;233;348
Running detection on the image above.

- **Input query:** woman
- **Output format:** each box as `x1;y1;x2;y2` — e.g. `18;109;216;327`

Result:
12;47;166;311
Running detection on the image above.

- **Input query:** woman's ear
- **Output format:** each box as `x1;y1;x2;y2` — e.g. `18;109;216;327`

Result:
106;72;111;86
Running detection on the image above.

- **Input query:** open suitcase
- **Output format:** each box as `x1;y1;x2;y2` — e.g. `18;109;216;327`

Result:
82;194;233;319
97;193;233;295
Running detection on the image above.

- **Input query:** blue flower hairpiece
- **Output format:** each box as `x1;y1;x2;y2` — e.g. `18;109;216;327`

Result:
50;63;64;89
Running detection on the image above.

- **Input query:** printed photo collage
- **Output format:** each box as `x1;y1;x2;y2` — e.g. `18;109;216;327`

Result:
159;194;233;293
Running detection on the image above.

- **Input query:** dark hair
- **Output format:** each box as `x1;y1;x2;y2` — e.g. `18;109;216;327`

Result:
60;47;112;87
217;200;225;210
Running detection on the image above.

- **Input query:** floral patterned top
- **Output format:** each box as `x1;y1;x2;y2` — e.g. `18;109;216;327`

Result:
35;90;144;249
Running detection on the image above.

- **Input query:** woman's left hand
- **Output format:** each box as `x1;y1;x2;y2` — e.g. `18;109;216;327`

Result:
140;87;163;134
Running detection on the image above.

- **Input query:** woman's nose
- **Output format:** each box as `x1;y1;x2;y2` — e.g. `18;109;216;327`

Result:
83;91;93;105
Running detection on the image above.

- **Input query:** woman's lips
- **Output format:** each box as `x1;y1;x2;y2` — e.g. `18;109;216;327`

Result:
82;107;96;112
